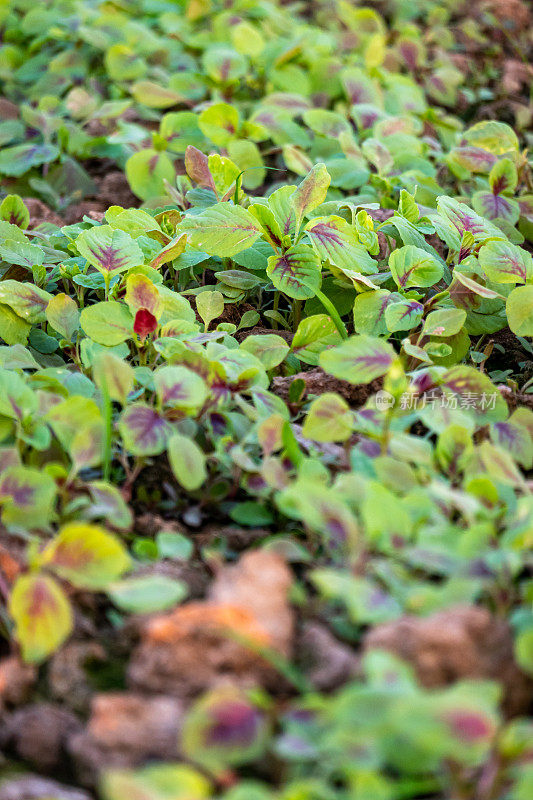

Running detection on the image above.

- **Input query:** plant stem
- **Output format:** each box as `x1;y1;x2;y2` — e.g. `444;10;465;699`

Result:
313;288;349;339
101;381;112;482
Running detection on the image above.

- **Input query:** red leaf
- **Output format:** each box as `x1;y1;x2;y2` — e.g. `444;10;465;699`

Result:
134;308;158;341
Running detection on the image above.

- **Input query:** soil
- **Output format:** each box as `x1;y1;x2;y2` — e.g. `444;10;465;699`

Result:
363;605;533;717
272;368;383;407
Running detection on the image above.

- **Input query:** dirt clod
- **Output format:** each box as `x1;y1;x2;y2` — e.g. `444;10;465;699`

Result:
363;606;533;716
1;703;82;772
0;776;91;800
68;693;183;782
128;551;294;698
298;622;359;691
0;657;36;710
272;368;382;407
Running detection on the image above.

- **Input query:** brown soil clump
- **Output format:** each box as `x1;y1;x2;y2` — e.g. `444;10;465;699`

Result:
68;693;183;782
128;550;294;698
272;368;382;407
363;605;532;716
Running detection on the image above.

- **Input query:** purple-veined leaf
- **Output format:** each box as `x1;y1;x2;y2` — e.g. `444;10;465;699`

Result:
472;191;519;224
478;240;532;285
76;225;143;276
385;298;424;332
267;185;297;239
154;365;208;412
266;244;321;300
85;480;134;530
0;280;52;323
448;146;497;174
0;195;30;228
80;301;134;346
441;365;507;422
41;522;131;590
489;158;518;195
0;465;56;528
9;574;72;663
436;196;503;242
125;274;163;318
449;271;503;310
353;289;399;336
320;334;396;384
0;143;59;177
491;421;532;468
150;233;187;270
291;163;330;229
302;392;352;442
0;239;44;269
389;245;443;289
305;216;377;273
176;203;262;257
119;402;170;456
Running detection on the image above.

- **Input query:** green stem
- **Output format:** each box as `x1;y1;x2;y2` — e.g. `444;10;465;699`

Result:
292;299;302;332
313;288;349;339
104;271;110;301
101;381;112;482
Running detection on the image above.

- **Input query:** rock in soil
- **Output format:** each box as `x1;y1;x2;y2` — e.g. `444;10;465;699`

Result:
48;642;106;714
128;551;294;698
0;776;92;800
298;622;359;691
0;657;36;710
363;605;533;716
23;198;64;229
1;703;82;772
68;693;183;783
272;368;382;407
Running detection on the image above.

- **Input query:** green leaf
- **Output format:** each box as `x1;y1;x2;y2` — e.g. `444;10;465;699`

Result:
0;304;31;345
0;280;52;323
266;243;321;300
177;204;262;257
0;465;56;528
196;290;224;331
385;298;424;332
291;163;331;230
76;226;143;277
423;308;466;337
154;365;208;411
302;392;352;442
101;764;211;800
125;149;176;200
320;334;395;384
46;293;80;339
198;102;240;147
0;143;59;177
41;522;131;590
0;195;29;228
507;285;533;337
119;403;169;456
479;240;532;285
167;432;207;491
389;245;443;289
80;302;134;345
109;575;187;614
305;215;377;273
291;314;342;365
9;574;72;663
240;334;289;369
131;81;183;108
